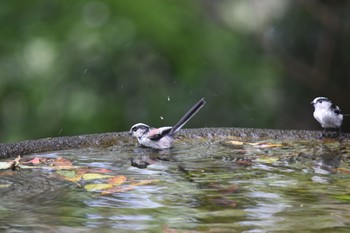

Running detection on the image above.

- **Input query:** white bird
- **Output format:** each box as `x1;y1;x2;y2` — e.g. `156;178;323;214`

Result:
311;97;343;136
130;98;206;149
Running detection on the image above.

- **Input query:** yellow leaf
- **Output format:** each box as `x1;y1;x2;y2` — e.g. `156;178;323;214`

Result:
0;184;11;189
64;175;82;183
108;175;127;186
50;166;81;170
227;140;244;145
131;180;159;186
255;157;279;164
82;173;113;180
84;183;113;192
249;142;283;148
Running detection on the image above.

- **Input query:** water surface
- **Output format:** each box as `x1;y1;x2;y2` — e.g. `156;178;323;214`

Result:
0;136;349;232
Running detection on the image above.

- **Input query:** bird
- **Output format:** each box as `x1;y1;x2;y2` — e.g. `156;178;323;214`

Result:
129;98;206;149
310;97;343;136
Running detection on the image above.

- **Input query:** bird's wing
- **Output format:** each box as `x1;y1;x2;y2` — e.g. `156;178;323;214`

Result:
147;127;173;141
331;104;342;114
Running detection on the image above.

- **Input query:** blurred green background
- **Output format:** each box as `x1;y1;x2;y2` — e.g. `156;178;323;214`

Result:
1;0;349;142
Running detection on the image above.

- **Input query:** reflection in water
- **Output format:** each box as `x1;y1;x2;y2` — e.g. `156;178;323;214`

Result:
0;138;350;232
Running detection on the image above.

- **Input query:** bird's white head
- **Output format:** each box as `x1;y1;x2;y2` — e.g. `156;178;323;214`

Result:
311;97;332;109
129;123;150;138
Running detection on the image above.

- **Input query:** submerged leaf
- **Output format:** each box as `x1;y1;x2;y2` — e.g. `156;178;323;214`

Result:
52;157;73;167
0;162;11;170
84;183;113;192
227;140;244;146
64;175;82;183
23;157;42;165
210;198;238;208
56;170;82;182
255;156;279;163
249;142;284;148
131;180;159;186
0;184;11;189
108;175;127;186
56;170;76;178
0;156;21;171
82;173;113;180
86;168;113;174
335;168;350;174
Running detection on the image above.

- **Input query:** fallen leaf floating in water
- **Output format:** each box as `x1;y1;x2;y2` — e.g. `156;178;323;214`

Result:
130;180;159;186
22;157;42;165
52;157;73;167
64;175;82;183
83;168;113;174
108;175;127;186
101;180;159;195
56;170;76;178
249;142;284;148
235;159;253;166
227;140;245;146
0;156;21;171
210;198;238;208
84;183;113;192
0;156;159;195
22;157;73;169
255;156;279;164
335;168;350;174
82;173;114;180
226;140;284;148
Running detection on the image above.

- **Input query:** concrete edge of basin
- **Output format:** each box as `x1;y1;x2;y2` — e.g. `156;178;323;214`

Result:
0;127;348;158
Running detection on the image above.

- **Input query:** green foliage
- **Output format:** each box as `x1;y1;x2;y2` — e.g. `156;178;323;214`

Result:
0;1;349;142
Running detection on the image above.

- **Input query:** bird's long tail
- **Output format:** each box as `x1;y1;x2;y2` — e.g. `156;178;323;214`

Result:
168;98;206;136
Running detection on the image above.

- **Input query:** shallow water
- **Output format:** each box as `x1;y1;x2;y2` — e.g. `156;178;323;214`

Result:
0;136;350;232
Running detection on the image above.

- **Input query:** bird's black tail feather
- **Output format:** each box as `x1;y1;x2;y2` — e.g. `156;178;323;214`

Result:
168;98;206;136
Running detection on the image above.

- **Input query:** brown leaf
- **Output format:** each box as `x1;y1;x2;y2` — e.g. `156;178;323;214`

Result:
87;168;113;173
236;159;253;166
210;198;238;208
0;171;17;176
218;184;239;194
52;157;73;167
335;168;350;174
